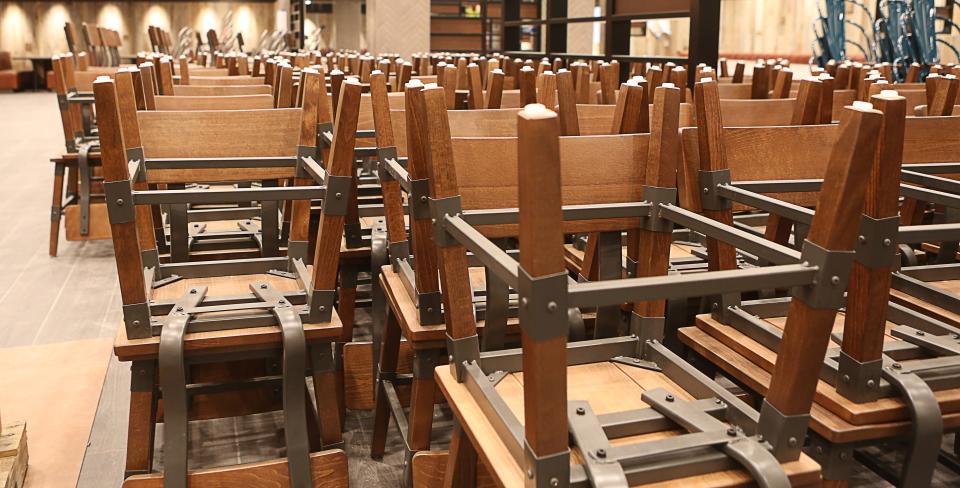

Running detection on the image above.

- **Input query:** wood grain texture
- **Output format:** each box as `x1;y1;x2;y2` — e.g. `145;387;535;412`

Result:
122;450;348;487
154;95;273;111
172;85;272;96
137;109;300;158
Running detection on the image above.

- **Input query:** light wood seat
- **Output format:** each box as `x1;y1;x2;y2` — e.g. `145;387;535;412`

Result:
434;364;823;487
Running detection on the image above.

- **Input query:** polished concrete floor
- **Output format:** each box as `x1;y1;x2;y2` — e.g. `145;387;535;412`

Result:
1;91;958;487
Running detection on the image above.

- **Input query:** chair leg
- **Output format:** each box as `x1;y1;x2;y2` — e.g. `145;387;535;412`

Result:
443;421;477;488
405;349;441;486
310;343;343;447
371;307;402;459
49;164;65;257
125;361;157;478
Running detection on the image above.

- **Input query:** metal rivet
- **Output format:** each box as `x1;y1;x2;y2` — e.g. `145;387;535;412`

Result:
550;478;559;487
596;448;606;458
816;446;824;454
448;355;454;362
892;362;902;369
830;276;840;285
176;306;183;312
527;469;533;479
278;299;285;305
841;374;850;383
702;187;709;194
261;283;268;289
866;379;876;389
335;192;343;199
788;437;798;447
420;196;427;202
883;238;892;247
116;199;124;206
665;394;675;402
727;427;737;436
189;289;197;294
715;398;723;404
521;297;528;307
132;320;141;326
426;307;433;313
840;452;848;460
916;330;925;336
546;301;558;312
576;407;585;415
857;235;866;244
632;357;640;363
756;434;764;442
319;306;326;311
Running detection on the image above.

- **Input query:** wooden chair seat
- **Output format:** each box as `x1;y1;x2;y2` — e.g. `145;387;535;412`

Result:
434;363;823;487
890;279;960;328
680;327;960;445
114;272;344;361
684;312;960;425
380;264;519;346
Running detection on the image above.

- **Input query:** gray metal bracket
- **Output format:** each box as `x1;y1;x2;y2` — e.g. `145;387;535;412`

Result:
642;186;678;232
610;355;662;372
568;401;629;486
524;442;571;488
296;145;320;179
447;333;480;382
698;169;732;211
417;290;444;325
122;302;153;340
628;312;665;347
430;196;463;247
306;289;336;323
287;240;309;262
410;178;432;220
317;122;334;150
517;269;569;341
78;143;94;235
791;240;855;310
388;240;411;269
757;399;809;462
103;180;136;224
321;174;352;216
835;351;882;403
855;215;900;269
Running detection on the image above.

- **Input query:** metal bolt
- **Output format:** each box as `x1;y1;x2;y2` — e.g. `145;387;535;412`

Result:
448;355;454;362
116;198;124;206
715;398;723;405
702;187;709;194
892;362;902;369
867;379;876;389
319;306;326;311
883;238;892;247
576;407;585;415
278;299;285;305
521;297;528;308
857;235;866;244
546;301;558;312
426;307;433;313
916;330;925;336
711;302;719;312
830;275;840;285
727;427;737;436
788;437;798;447
527;469;534;479
550;478;559;487
756;434;764;442
189;288;197;294
176;306;183;312
420;196;427;202
488;375;496;381
335;192;343;199
133;320;141;327
665;394;675;402
261;283;268;289
842;374;850;383
632;357;640;363
596;448;606;458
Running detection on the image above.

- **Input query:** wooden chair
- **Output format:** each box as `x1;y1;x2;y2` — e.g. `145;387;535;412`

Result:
428;80;883;486
677;81;960;486
96;68;360;486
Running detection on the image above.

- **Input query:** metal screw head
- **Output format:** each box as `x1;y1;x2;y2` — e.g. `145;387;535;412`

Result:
916;330;925;336
727;427;737;436
319;306;326;311
116;198;124;206
426;307;433;313
892;362;902;369
857;235;866;244
839;452;848;460
278;299;285;305
883;238;892;247
841;374;850;383
596;448;606;458
546;301;558;312
176;306;183;312
632;357;640;363
527;469;534;479
521;297;528;308
448;355;454;362
788;437;798;447
702;187;709;194
550;478;559;487
335;192;343;199
867;379;876;389
830;275;840;285
189;288;197;294
420;196;427;202
576;407;585;415
665;394;675;402
715;398;723;405
261;283;268;289
756;434;764;442
132;320;141;326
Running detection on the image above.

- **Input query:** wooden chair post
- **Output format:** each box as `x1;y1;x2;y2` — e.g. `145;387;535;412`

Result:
693;80;738;275
138;62;157;110
772;67;793;98
600;62;618;104
669;66;687;102
369;71;407;261
486;69;504;109
288;68;324;262
536;70;557;109
630;84;682;342
466;63;483;110
790;77;823;126
441;64;458;109
395;61;412;93
93;78;150;340
817;73;835;123
519;65;537;105
556;69;579;136
839;91;906;404
760;103;884;460
930;74;959;116
516;103;570;485
276;64;295;109
178;56;190;85
157;58;174;95
751;62;769;99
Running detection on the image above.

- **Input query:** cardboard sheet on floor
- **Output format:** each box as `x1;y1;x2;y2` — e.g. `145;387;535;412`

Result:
0;338;113;487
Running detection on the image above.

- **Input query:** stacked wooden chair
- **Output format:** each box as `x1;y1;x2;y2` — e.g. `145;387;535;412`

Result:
677;78;960;487
95;66;358;486
419;75;885;485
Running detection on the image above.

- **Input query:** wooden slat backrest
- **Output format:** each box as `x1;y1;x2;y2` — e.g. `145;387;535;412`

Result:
172;84;272;96
189;75;264;86
74;68;116;92
153;94;274;111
